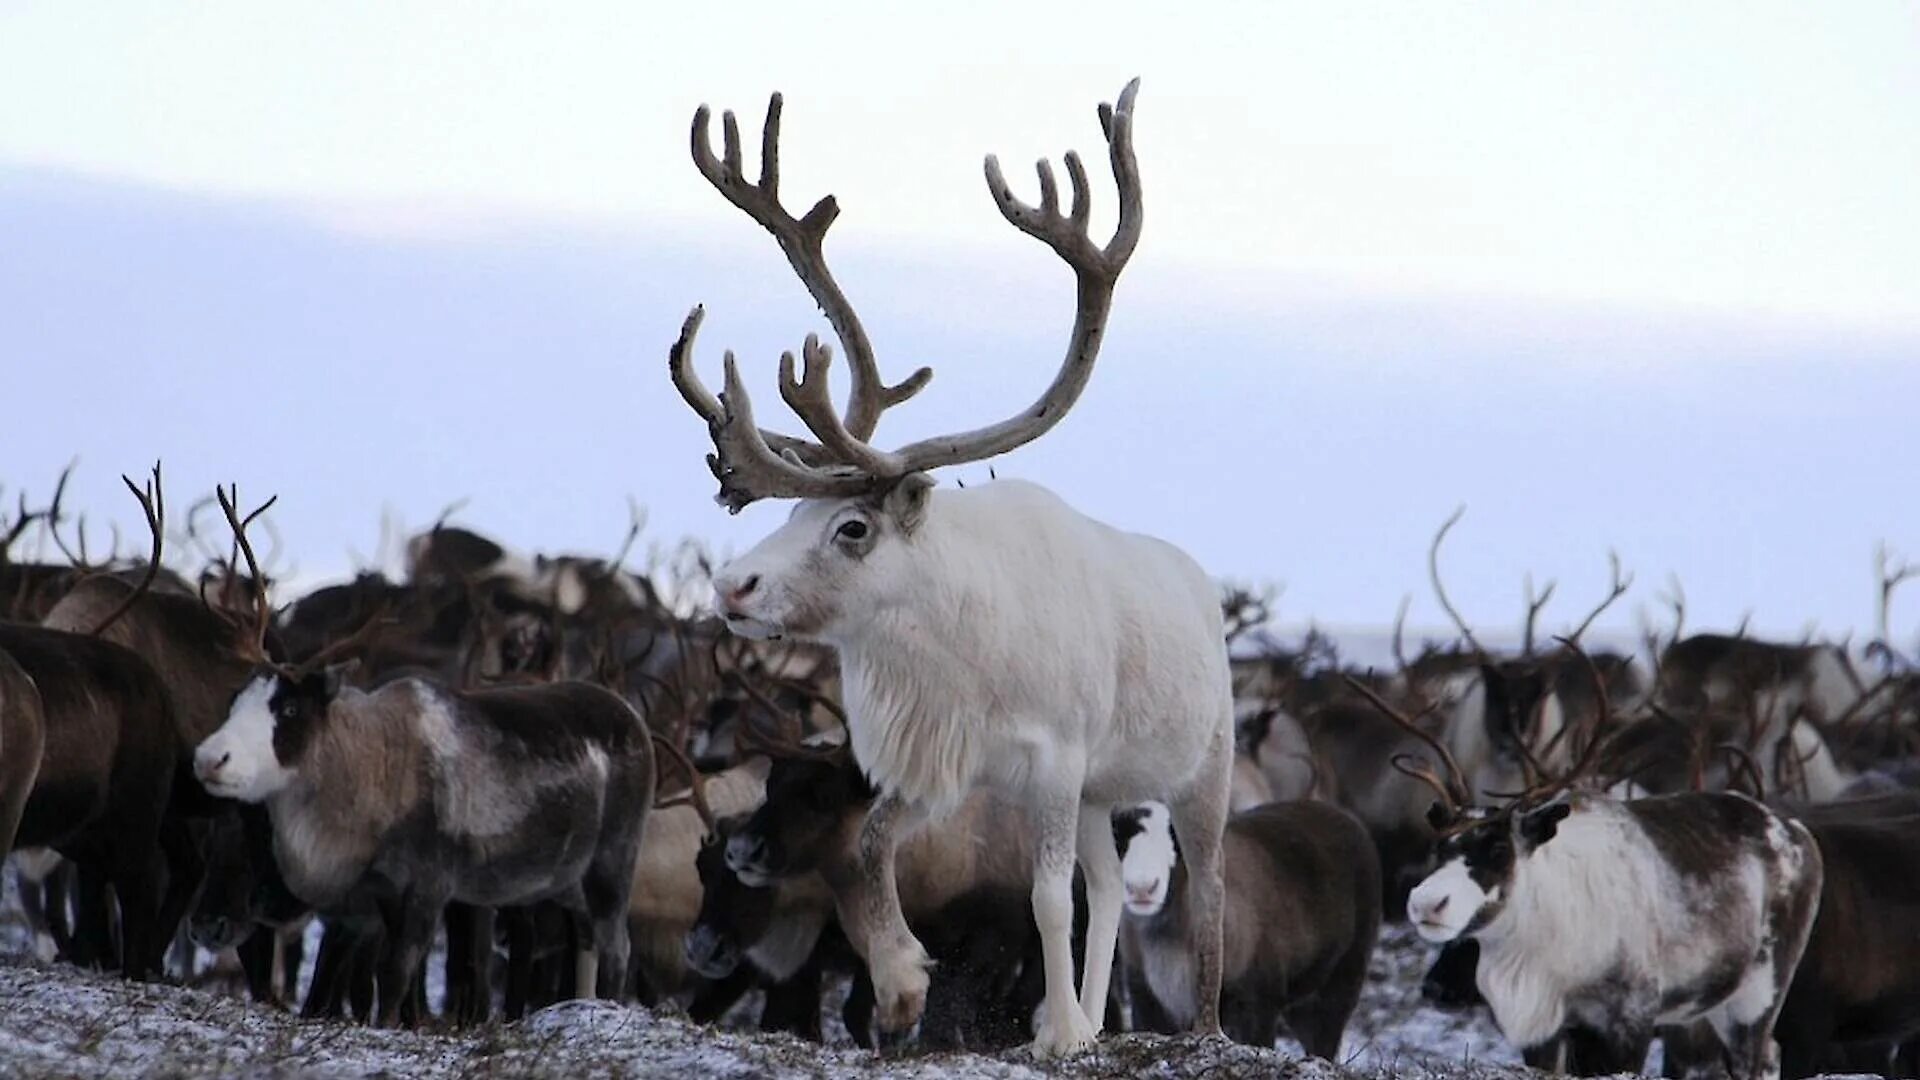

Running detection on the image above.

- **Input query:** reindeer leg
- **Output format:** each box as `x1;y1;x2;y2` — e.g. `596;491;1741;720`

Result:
843;791;933;1040
1074;801;1123;1035
1029;771;1096;1057
1167;731;1232;1039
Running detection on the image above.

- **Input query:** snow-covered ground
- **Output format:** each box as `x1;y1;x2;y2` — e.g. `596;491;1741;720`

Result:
0;856;1545;1079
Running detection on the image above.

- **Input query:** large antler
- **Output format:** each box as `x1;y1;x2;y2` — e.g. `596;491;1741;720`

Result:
688;93;929;446
670;79;1145;512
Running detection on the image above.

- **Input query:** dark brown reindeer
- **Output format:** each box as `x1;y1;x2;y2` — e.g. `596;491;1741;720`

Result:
685;814;865;1042
723;744;1059;1050
1112;798;1380;1058
0;464;205;980
192;492;656;1026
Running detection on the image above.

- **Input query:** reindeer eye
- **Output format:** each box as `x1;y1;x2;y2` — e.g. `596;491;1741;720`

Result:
836;520;869;542
277;703;298;720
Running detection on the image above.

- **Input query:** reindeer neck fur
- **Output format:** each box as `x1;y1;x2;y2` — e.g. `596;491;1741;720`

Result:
832;507;1029;818
1474;800;1669;1048
265;682;427;907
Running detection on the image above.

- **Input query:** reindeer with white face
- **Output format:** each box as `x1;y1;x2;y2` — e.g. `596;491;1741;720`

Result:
1391;658;1824;1080
662;80;1234;1055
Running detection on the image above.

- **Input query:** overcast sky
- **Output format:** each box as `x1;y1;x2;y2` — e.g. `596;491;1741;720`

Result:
2;3;1916;648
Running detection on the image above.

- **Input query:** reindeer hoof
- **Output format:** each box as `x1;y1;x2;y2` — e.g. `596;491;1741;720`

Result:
1030;1002;1097;1057
872;950;930;1036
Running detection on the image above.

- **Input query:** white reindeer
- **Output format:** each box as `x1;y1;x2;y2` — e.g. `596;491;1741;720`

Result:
660;80;1234;1055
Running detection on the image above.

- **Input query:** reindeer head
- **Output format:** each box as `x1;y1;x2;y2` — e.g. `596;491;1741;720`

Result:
195;667;342;802
1113;801;1181;917
1408;798;1574;943
194;485;389;802
664;83;1145;641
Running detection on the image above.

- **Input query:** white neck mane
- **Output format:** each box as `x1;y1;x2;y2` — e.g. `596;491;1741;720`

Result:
829;502;1031;818
1475;804;1663;1048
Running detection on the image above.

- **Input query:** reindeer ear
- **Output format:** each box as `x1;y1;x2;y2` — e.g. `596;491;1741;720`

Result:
883;473;936;535
320;660;359;699
1519;801;1572;848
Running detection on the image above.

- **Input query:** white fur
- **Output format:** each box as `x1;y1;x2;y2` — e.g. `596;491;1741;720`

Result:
1407;856;1495;943
1436;797;1805;1057
712;479;1234;1053
196;675;297;802
1120;803;1177;916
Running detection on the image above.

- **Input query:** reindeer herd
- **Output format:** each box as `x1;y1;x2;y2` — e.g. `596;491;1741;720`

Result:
2;79;1917;1080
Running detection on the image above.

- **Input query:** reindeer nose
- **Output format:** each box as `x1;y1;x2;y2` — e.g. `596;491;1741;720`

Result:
726;831;768;874
1411;893;1450;922
715;574;762;618
195;749;231;781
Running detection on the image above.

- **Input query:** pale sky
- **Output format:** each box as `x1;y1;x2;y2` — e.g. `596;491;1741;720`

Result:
2;3;1917;647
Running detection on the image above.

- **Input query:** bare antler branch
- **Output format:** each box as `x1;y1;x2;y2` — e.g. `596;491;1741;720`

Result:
1659;574;1687;649
689;92;929;443
651;730;715;831
216;485;281;665
1429;506;1485;657
1341;673;1473;813
88;462;167;637
1875;544;1917;658
669;308;873;512
1391;594;1413;674
1565;550;1633;644
1521;573;1556;657
886;77;1143;473
670;79;1144;510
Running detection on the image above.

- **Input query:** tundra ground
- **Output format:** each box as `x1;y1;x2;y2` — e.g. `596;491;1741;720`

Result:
0;874;1542;1080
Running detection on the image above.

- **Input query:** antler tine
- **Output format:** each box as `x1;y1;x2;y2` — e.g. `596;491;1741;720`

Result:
1875;543;1917;657
1429;506;1486;658
1521;637;1622;805
1565;550;1633;644
668;308;872;512
215;485;280;664
650;730;715;831
89;462;167;637
689;94;929;444
44;458;76;547
1390;753;1465;822
1521;573;1556;658
1660;574;1687;648
0;489;35;558
1341;673;1473;809
778;335;908;476
1391;595;1413;675
887;79;1144;476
